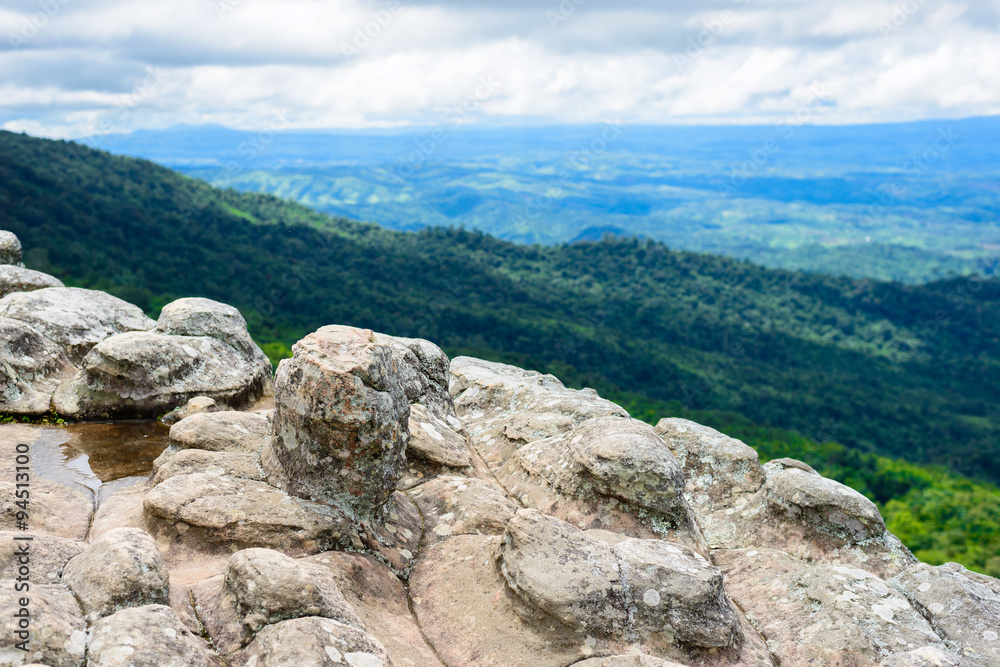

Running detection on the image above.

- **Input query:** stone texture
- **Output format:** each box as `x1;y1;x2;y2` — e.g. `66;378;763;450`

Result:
87;604;220;667
880;647;973;666
407;476;518;546
574;657;691;667
0;265;63;299
0;287;154;364
716;548;946;666
261;326;409;522
374;332;455;419
0;478;92;540
0;230;22;266
160;395;222;426
889;562;1000;665
241;616;392;667
406;403;472;469
0;532;85;583
62;528;170;622
0;317;76;415
152;448;265;485
0;582;86;667
169;411;271;453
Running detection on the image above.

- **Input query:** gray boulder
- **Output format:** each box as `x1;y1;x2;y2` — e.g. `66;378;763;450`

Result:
408;476;518;545
0;230;23;266
0;532;85;583
0;265;63;298
152;449;265;485
0;317;76;415
51;298;273;419
243;616;392;667
374;332;455;419
0;287;154;364
880;647;973;666
87;604;220;667
169;411;271;453
261;326;410;523
0;582;86;667
406;403;473;469
61;527;170;622
160;395;222;425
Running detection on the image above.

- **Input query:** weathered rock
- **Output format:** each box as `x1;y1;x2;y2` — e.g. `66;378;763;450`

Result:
574;657;691;667
170;411;271;453
0;532;85;583
0;478;92;540
87;604;220;667
889;562;1000;665
654;418;766;508
223;548;362;642
241;616;392;667
62;528;170;622
716;548;946;666
0;265;63;299
374;332;455;419
152;449;265;485
406;404;472;469
0;287;154;364
0;317;76;415
0;582;86;667
880;646;973;666
261;326;409;522
500;509;739;647
156;297;264;359
0;230;23;266
160;395;222;426
408;476;518;545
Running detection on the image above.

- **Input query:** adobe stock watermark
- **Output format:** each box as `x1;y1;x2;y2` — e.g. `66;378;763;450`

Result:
547;0;586;30
341;0;403;58
386;76;502;183
878;0;928;36
715;84;832;200
673;0;751;72
7;0;72;50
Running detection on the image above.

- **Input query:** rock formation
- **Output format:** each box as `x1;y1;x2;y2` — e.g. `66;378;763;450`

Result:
0;227;998;667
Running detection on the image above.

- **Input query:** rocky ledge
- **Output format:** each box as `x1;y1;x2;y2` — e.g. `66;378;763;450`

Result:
1;229;998;667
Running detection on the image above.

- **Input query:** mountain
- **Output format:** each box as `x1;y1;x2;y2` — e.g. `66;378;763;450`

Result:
2;129;999;574
89;118;1000;283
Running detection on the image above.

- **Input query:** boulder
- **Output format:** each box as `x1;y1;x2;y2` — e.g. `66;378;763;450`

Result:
408;476;519;545
152;449;265;485
241;616;392;667
0;287;154;364
52;313;273;419
0;532;85;583
374;332;455;419
0;317;76;415
169;411;271;453
0;582;86;667
880;647;973;666
87;604;220;667
160;395;222;426
62;528;170;622
574;657;691;667
406;404;472;469
716;548;946;666
261;326;410;522
0;230;23;266
889;562;1000;665
0;265;63;298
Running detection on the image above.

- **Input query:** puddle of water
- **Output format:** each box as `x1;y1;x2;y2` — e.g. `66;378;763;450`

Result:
27;421;171;506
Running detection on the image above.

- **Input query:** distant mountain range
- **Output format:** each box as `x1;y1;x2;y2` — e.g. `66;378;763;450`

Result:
88;117;1000;283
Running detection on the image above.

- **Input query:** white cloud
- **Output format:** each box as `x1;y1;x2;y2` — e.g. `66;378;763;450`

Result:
1;0;998;137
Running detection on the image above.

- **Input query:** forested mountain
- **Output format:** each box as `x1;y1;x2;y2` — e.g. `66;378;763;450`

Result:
2;129;998;574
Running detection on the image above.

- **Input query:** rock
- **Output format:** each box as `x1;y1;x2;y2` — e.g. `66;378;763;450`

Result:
156;297;264;360
0;265;63;298
0;532;85;583
241;616;392;667
449;356;628;469
408;476;518;545
169;411;271;453
499;509;739;647
62;528;170;622
653;418;766;508
0;287;154;364
406;404;472;469
0;478;92;540
223;548;362;642
574;657;690;667
0;582;86;667
889;562;1000;665
716;548;946;666
144;473;348;555
152;449;265;485
261;326;409;522
0;230;23;266
0;317;76;415
52;325;273;420
160;395;221;426
374;332;455;419
880;647;973;666
87;604;220;667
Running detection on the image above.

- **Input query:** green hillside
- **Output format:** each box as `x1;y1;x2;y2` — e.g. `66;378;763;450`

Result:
1;129;998;575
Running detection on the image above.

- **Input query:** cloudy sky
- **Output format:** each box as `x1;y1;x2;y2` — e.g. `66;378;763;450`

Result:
2;0;999;138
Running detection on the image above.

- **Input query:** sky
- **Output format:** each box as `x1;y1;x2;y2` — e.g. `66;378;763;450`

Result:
2;0;999;138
